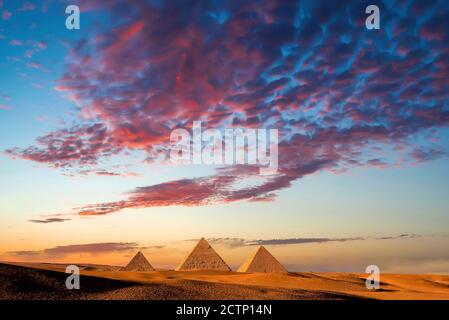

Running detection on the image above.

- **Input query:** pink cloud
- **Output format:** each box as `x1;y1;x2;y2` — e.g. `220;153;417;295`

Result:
32;82;44;89
6;123;122;168
0;104;13;110
24;41;47;58
19;2;35;11
26;61;47;71
2;9;11;20
8;242;141;256
9;39;23;46
37;41;47;49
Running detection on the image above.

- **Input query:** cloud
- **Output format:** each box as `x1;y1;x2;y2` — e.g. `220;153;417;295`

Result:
0;93;11;100
78;169;140;177
19;2;35;11
28;218;71;224
60;170;140;178
411;148;447;163
8;0;449;215
140;245;166;250
374;234;421;240
74;171;292;215
93;170;125;177
9;39;23;46
2;10;11;20
202;238;247;248
189;234;422;247
244;237;366;246
6;123;122;169
24;41;47;58
75;176;236;215
8;242;141;257
0;104;13;110
26;61;47;71
9;250;41;256
32;82;44;89
247;234;422;245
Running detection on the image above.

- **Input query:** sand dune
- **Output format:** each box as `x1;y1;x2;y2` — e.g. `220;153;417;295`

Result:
1;262;448;300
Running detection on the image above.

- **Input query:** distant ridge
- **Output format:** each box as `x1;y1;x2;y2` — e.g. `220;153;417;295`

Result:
176;237;231;271
122;251;155;271
238;246;287;273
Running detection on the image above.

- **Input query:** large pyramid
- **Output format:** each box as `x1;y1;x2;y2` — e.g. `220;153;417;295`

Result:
176;237;231;271
122;251;155;271
238;246;287;273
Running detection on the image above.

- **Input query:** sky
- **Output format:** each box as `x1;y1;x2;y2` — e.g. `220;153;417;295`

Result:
0;0;448;273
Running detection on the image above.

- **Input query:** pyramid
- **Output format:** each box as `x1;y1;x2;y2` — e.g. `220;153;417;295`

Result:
122;251;155;271
237;246;287;273
176;237;231;271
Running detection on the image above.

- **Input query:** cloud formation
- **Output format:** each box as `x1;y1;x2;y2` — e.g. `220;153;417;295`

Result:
192;234;422;247
8;242;141;257
18;2;35;12
2;9;11;21
7;123;122;169
7;0;449;215
28;218;71;224
0;104;13;110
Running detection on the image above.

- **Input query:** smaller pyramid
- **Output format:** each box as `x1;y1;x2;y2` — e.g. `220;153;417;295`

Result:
238;246;287;273
122;251;155;271
176;237;231;271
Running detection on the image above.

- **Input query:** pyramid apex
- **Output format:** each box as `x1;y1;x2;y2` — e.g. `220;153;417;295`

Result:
134;250;145;257
255;246;268;254
196;237;210;247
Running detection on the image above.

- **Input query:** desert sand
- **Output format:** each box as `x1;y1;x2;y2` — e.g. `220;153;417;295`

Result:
1;262;448;300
